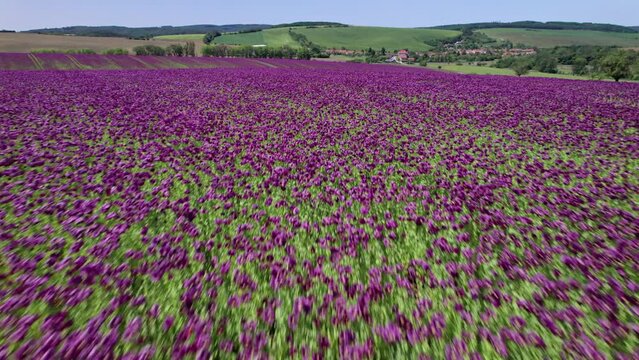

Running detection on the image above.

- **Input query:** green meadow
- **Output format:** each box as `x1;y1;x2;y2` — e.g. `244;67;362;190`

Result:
480;28;639;48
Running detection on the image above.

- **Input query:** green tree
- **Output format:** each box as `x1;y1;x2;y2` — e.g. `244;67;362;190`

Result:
534;53;558;73
184;42;196;57
572;57;588;75
510;58;531;76
203;32;221;45
133;45;165;56
104;48;128;55
599;51;634;81
297;48;312;60
166;44;184;56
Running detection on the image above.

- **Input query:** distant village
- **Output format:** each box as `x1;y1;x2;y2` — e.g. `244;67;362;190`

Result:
326;41;537;64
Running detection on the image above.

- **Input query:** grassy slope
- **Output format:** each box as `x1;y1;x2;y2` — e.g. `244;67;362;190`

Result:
426;62;639;81
213;27;460;51
0;33;203;54
480;28;639;48
213;28;298;47
154;34;205;41
293;26;459;51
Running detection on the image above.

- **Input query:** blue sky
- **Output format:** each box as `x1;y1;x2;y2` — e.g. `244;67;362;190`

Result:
1;0;637;31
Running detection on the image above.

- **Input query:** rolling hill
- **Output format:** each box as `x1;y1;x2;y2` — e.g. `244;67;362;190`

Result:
202;26;460;51
213;28;299;47
26;24;270;39
479;28;639;48
0;32;201;54
432;21;637;33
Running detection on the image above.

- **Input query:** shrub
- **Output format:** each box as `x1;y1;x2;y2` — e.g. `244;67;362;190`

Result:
533;53;558;73
510;58;532;76
597;50;635;81
69;49;96;54
31;49;62;54
134;45;166;56
166;44;185;57
104;48;129;55
203;32;221;45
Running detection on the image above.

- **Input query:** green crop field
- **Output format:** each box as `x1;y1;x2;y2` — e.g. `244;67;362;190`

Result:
295;26;459;51
213;26;460;51
214;28;299;47
480;28;639;48
426;62;639;81
154;34;205;41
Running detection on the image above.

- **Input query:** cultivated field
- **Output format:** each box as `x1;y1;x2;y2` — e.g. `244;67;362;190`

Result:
1;61;637;359
153;34;206;41
206;26;460;51
0;53;326;70
214;28;296;47
0;33;201;54
480;28;639;48
293;26;459;51
427;63;596;80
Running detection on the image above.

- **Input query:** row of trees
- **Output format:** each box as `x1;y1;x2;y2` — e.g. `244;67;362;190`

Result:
133;42;196;57
203;32;221;45
495;47;639;81
202;44;317;60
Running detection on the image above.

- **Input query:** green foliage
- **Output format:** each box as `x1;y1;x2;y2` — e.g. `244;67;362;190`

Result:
73;49;96;54
31;48;96;54
184;42;196;57
597;50;636;81
133;45;166;56
103;48;129;55
202;44;308;59
427;29;496;50
165;44;184;57
30;49;61;54
203;32;221;45
572;57;589;75
533;52;559;73
510;58;533;76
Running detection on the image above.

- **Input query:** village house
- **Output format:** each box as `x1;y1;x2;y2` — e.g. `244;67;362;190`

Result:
461;48;489;55
326;48;359;56
397;49;410;61
503;48;537;57
386;49;414;64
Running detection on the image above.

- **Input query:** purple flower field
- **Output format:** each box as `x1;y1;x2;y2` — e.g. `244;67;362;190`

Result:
0;60;638;359
0;53;345;71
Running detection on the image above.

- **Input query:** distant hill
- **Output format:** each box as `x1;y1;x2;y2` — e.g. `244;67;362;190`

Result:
25;24;271;39
24;22;350;39
432;21;637;33
213;26;460;51
0;32;196;54
270;22;347;29
479;28;639;48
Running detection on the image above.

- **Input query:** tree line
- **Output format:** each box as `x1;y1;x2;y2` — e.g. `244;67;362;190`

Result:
133;42;196;57
433;21;637;34
494;46;639;81
201;45;318;60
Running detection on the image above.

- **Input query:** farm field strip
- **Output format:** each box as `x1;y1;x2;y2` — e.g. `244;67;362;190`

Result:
0;61;638;359
0;53;349;71
479;28;639;48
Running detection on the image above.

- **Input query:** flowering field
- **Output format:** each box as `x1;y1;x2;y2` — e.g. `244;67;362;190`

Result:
0;61;638;359
0;53;341;71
